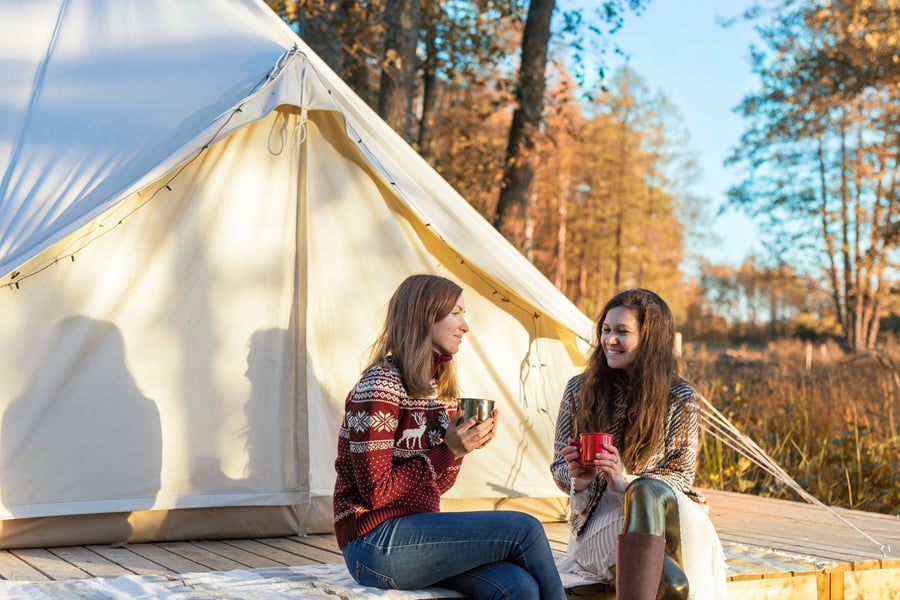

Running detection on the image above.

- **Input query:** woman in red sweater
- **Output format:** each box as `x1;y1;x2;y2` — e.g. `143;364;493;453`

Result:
333;274;565;600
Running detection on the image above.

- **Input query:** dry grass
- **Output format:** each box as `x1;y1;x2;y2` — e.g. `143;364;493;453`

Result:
684;339;900;515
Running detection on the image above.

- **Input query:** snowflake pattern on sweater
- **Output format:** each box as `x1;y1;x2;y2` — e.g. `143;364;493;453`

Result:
332;363;462;549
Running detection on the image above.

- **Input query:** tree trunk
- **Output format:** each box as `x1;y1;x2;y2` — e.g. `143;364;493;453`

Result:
577;248;587;311
417;15;439;158
838;118;860;350
613;205;623;290
556;172;568;292
378;0;421;141
493;0;555;251
342;0;373;102
294;4;343;73
818;138;845;338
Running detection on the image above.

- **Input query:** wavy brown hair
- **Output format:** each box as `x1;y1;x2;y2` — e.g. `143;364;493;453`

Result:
575;288;684;471
366;274;462;402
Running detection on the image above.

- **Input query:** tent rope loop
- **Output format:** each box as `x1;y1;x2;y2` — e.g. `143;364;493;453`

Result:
293;54;308;147
263;44;301;90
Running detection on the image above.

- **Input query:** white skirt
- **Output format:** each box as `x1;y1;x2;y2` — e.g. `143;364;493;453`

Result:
557;487;728;599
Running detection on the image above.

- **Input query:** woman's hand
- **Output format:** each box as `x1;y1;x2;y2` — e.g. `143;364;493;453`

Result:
564;439;628;493
444;408;499;458
594;442;628;493
562;440;597;492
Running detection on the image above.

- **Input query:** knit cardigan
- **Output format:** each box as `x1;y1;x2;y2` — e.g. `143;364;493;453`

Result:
549;374;706;537
332;362;463;549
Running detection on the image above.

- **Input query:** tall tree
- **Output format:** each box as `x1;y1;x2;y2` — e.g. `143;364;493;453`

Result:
493;0;556;251
416;1;524;158
493;0;652;251
379;0;422;140
727;0;899;351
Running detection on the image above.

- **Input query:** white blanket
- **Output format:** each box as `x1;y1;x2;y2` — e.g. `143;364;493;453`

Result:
0;540;834;599
0;561;604;600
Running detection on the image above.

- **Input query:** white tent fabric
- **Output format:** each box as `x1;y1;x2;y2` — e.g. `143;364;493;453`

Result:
0;0;595;547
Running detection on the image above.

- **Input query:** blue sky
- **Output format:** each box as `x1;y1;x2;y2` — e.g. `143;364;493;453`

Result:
576;0;764;268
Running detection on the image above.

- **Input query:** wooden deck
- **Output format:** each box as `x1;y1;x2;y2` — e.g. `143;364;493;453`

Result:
0;489;897;599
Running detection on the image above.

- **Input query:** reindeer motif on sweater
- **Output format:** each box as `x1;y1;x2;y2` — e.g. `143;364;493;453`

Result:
398;412;428;449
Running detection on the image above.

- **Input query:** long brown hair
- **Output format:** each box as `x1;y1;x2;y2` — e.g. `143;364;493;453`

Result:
366;274;462;401
575;288;684;471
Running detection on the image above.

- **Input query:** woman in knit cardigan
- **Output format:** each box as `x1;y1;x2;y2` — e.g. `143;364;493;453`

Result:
550;289;727;600
333;274;565;600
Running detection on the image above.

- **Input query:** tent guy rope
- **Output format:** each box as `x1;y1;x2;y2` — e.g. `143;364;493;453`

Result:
697;395;892;559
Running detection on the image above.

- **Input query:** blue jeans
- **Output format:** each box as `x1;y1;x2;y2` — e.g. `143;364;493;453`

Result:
341;510;566;600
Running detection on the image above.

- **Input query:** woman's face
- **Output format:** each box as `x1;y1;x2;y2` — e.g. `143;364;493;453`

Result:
600;306;641;374
431;292;468;355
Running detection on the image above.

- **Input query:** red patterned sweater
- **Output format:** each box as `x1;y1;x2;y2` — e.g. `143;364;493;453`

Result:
332;362;463;549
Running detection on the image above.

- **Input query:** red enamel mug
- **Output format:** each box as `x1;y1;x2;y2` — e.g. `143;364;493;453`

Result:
569;432;613;464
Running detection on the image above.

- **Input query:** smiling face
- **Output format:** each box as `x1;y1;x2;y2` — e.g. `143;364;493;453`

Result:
431;292;468;355
600;306;641;374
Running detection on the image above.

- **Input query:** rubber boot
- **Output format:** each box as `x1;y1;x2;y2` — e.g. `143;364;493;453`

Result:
660;555;690;599
615;531;666;600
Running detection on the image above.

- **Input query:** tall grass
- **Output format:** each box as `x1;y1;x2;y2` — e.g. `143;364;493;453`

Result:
685;339;900;516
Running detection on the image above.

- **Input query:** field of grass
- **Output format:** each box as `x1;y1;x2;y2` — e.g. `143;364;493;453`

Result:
684;339;900;516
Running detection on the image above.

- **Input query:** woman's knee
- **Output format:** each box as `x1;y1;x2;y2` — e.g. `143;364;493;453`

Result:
622;478;676;536
660;556;690;600
494;511;544;541
625;477;675;505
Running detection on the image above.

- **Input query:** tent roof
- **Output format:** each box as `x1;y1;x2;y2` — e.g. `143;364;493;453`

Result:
0;1;292;279
0;0;594;346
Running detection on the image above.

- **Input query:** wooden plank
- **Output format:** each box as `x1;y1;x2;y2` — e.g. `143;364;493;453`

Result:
0;549;50;581
155;541;247;572
704;490;879;527
705;489;900;535
714;519;892;557
717;533;866;564
222;539;319;566
719;529;886;562
711;510;884;546
725;572;819;600
257;537;338;564
46;546;132;578
843;562;900;600
703;489;900;564
9;548;88;581
285;535;343;561
193;540;287;569
86;544;176;577
124;543;211;574
289;534;341;555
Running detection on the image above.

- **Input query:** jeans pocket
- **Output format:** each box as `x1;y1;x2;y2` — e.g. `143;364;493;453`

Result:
354;561;400;590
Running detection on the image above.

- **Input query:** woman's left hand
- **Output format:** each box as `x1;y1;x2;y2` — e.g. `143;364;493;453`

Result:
445;408;498;457
596;442;628;493
475;408;499;448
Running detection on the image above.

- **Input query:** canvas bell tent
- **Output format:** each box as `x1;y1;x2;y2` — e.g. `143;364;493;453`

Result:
0;0;595;548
